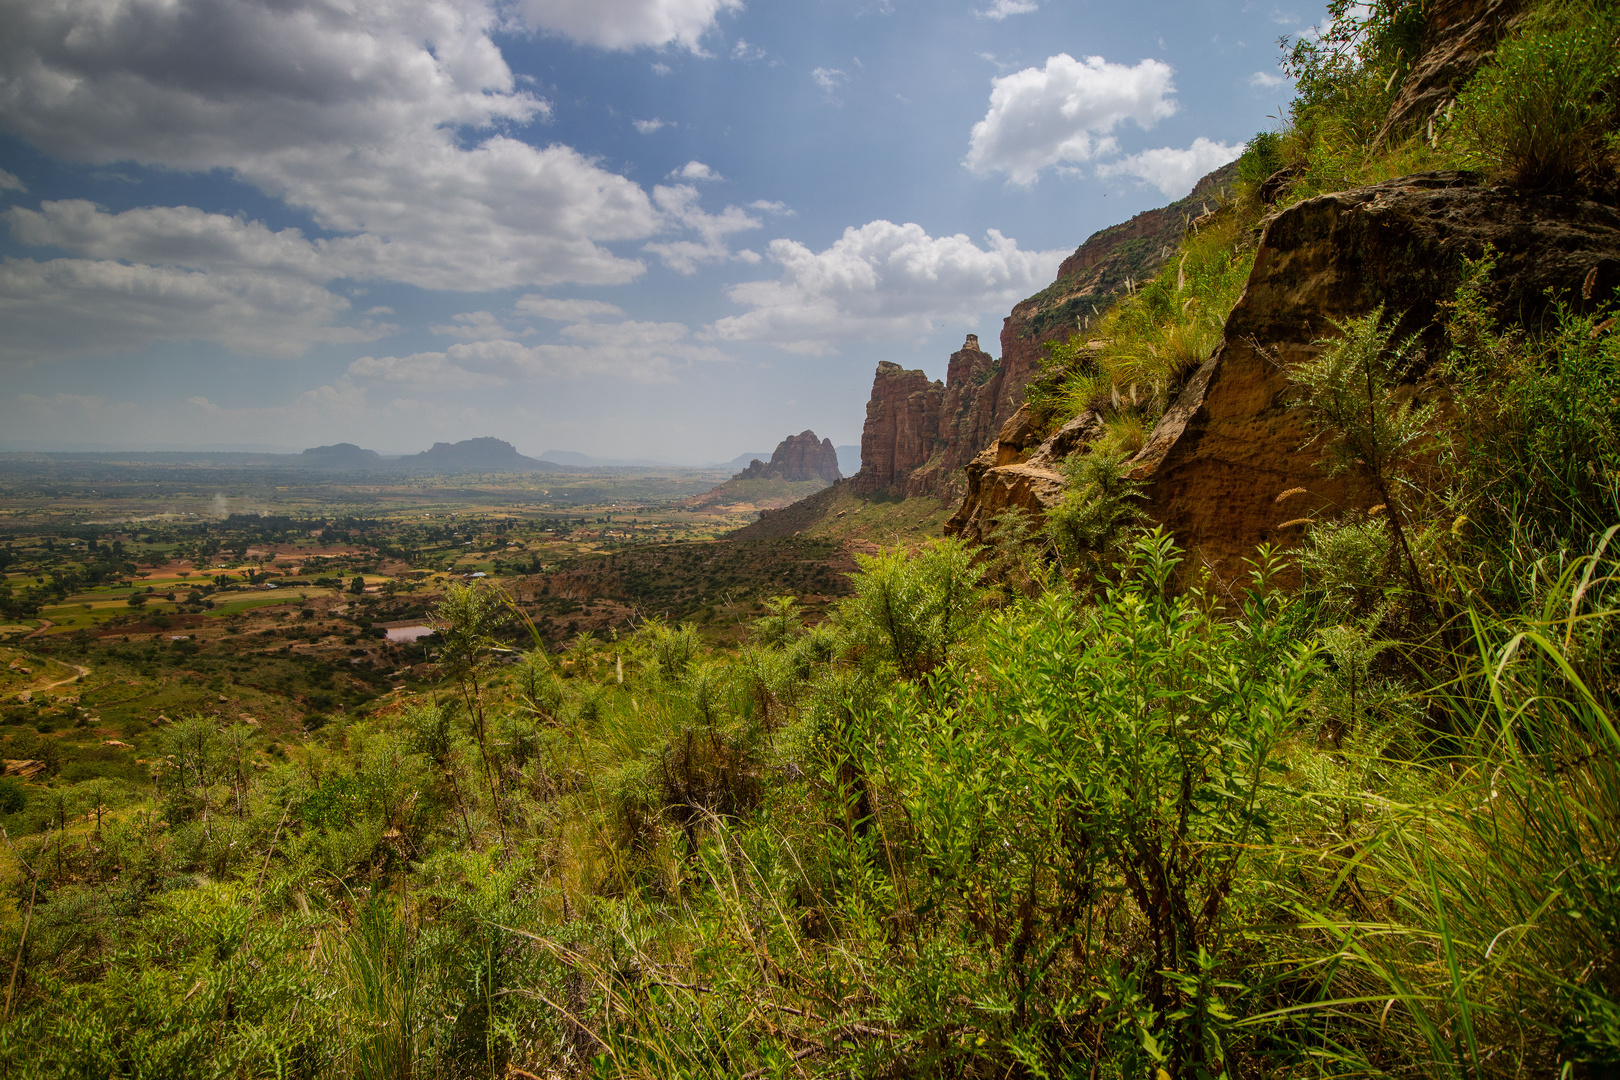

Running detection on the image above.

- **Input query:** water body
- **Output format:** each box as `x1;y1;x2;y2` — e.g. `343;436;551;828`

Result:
385;624;434;643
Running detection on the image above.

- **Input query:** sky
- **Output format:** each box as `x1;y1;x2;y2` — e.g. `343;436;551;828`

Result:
0;0;1314;462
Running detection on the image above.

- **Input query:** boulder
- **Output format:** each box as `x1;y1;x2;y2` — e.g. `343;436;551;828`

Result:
1129;173;1620;582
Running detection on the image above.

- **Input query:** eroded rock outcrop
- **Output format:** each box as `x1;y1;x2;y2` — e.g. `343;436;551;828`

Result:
851;167;1245;503
737;430;842;484
851;360;946;495
944;405;1100;543
1377;0;1525;145
1130;173;1620;579
943;174;1620;569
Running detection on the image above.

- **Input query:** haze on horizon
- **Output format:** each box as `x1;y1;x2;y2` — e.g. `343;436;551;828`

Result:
0;0;1308;464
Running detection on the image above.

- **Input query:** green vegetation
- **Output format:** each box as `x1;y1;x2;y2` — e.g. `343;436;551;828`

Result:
2;3;1619;1076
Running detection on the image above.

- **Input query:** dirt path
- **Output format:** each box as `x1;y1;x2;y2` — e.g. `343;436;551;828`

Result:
12;662;90;700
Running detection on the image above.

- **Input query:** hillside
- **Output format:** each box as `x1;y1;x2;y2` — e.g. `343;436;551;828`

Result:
5;3;1620;1078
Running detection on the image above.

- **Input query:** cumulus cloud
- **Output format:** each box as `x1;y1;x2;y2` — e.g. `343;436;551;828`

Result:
514;296;626;321
1249;70;1287;89
732;38;766;61
0;0;662;299
0;199;401;362
643;185;762;274
518;0;741;51
965;53;1178;185
0;0;775;364
634;118;673;133
350;319;725;385
1095;137;1245;197
710;221;1067;353
978;0;1037;19
669;160;721;182
0;169;24;192
430;311;536;340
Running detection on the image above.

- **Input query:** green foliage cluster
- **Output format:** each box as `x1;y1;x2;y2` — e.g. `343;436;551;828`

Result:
5;5;1620;1076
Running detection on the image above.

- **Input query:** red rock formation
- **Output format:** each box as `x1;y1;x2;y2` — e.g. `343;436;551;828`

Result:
851;362;944;494
1130;173;1620;581
853;165;1244;502
738;430;841;484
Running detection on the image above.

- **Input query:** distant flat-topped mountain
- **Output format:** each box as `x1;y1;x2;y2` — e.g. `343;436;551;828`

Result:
299;442;384;469
392;437;559;474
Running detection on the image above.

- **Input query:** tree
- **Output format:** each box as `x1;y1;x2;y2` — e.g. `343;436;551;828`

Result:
349;575;366;595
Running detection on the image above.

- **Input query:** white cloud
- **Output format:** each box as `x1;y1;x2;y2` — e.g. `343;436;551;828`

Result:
634;118;673;133
965;53;1178;185
644;185;762;274
517;0;742;51
749;200;794;215
430;310;536;340
732;38;766;61
978;0;1038;19
1249;70;1287;89
0;257;395;363
1095;137;1245;197
350;319;725;385
0;169;24;193
710;221;1067;353
812;67;849;93
514;296;626;321
669;160;721;182
0;0;662;299
0;0;777;365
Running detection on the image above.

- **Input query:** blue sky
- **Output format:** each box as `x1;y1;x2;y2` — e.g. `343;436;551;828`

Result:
0;0;1312;461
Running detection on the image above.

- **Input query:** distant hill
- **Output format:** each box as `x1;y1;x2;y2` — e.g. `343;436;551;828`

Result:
713;451;774;472
392;437;559;474
299;443;384;469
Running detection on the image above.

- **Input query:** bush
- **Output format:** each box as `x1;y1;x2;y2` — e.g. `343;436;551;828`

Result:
842;537;984;681
1451;1;1620;188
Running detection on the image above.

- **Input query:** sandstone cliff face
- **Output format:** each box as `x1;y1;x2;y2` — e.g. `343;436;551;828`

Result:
852;166;1243;502
738;430;841;484
943;174;1620;570
1129;173;1620;579
851;359;945;495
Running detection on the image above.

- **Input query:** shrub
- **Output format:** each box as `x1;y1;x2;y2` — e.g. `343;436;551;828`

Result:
1043;448;1148;581
1451;1;1620;188
842;537;984;681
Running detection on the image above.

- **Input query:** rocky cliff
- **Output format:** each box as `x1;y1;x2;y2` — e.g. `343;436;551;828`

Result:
1131;174;1620;579
736;430;842;484
946;173;1620;579
851;165;1241;501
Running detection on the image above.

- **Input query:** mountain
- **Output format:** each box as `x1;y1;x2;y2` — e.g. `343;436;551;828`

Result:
732;431;841;484
299;443;384;469
847;163;1243;501
390;437;559;474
